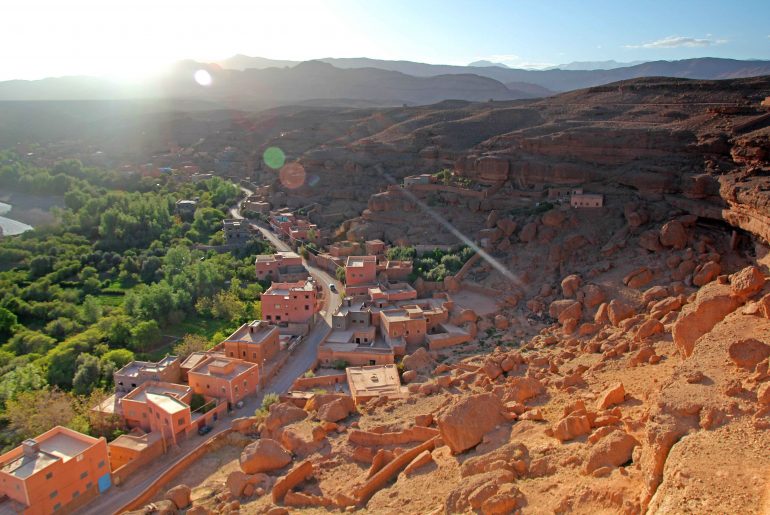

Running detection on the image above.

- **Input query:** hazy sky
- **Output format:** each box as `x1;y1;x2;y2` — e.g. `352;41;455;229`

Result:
3;0;769;80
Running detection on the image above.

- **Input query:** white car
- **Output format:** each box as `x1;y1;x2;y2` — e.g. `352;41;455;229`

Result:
329;283;337;293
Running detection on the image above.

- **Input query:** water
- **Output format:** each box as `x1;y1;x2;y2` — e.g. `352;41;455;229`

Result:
0;201;33;236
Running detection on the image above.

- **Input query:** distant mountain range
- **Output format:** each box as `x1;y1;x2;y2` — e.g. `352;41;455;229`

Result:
0;56;768;110
215;55;770;92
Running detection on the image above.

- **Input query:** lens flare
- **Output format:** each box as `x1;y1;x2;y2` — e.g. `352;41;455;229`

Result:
263;147;286;169
279;162;306;189
194;69;212;86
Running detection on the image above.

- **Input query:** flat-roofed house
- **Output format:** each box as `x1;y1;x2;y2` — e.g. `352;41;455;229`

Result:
0;426;112;514
570;193;604;208
188;356;260;407
113;356;181;394
345;255;377;295
221;320;280;364
119;382;193;446
254;251;306;282
346;364;406;404
107;430;163;475
262;278;318;324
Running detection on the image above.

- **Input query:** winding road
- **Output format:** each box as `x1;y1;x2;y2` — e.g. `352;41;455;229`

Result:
80;189;342;515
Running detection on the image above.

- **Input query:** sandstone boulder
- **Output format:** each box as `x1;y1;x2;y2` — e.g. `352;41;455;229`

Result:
265;403;307;434
639;230;664;252
672;282;741;358
692;261;721;287
227;470;249;497
497;217;517;237
165;485;191;510
584;430;639;474
757;383;770;405
635;318;664;341
730;266;766;299
728;339;770;369
481;484;525;515
581;284;605;308
542;208;568;228
643;285;669;304
553;414;591;442
607;299;634;326
317;397;355;422
596;382;625;409
402;347;436;373
444;470;516;514
660;220;688;249
240;439;292;474
624;267;654;289
402;370;417;383
437;393;506;453
549;299;582;324
561;274;582;298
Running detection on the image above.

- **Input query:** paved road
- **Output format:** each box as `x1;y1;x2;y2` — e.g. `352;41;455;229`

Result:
81;191;341;514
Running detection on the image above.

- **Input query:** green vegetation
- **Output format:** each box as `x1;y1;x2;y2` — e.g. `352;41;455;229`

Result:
255;391;280;418
331;359;349;370
0;151;273;449
509;201;554;217
433;168;473;188
387;245;475;282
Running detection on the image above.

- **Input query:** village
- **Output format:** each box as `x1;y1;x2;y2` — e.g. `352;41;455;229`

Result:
0;174;611;514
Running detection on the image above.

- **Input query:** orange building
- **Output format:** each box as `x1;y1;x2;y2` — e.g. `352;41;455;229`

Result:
188;356;260;407
345;256;377;286
0;427;112;514
221;321;280;364
570;193;604;208
120;382;192;446
262;278;318;324
254;251;306;282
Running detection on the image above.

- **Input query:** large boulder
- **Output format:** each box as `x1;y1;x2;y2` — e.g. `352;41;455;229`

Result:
549;299;582;324
607;299;634;326
596;382;625;410
445;470;516;514
552;414;591;442
730;266;766;299
561;274;582;298
542;209;568;228
728;339;770;369
584;431;639;474
402;347;436;373
692;261;721;287
240;439;292;474
264;403;307;434
437;393;506;454
317;397;355;422
581;284;605;308
165;485;191;510
672;282;741;358
659;220;688;249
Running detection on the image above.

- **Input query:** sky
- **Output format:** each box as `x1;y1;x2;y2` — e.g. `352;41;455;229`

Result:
2;0;769;81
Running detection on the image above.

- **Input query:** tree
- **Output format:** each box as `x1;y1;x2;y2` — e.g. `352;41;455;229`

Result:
130;320;162;352
101;349;135;369
5;389;79;444
336;266;346;284
210;291;246;321
0;364;47;405
0;307;18;337
173;333;210;358
72;354;101;395
81;295;103;324
29;255;54;277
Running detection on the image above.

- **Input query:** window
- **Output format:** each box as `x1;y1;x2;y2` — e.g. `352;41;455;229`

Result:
252;353;257;359
98;460;105;468
50;490;58;499
86;482;93;490
53;503;61;512
243;380;248;387
80;471;88;479
46;472;53;480
242;351;246;357
72;490;80;499
178;418;185;426
305;305;309;310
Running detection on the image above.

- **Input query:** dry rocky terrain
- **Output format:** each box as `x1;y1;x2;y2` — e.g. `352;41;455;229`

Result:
125;76;770;514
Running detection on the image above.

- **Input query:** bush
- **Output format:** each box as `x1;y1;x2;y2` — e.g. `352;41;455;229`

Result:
331;359;348;370
261;392;279;411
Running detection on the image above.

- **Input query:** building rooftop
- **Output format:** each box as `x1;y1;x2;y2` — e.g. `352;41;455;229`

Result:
190;356;256;380
124;381;191;404
346;255;376;268
265;278;315;296
0;427;98;479
109;430;161;452
180;351;212;371
346;365;404;398
145;392;188;415
116;356;179;378
224;321;278;345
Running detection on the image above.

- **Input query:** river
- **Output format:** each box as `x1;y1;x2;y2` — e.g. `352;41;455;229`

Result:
0;201;34;236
